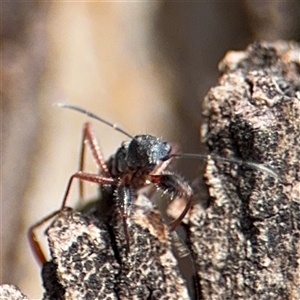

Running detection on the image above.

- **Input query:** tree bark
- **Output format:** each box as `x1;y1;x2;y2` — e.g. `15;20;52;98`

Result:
190;40;300;300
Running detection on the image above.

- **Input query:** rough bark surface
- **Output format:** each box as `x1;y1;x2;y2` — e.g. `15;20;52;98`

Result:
190;40;300;300
42;196;189;300
0;284;29;300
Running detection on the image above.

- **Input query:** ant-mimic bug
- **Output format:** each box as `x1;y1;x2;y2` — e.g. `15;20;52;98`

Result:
28;103;278;265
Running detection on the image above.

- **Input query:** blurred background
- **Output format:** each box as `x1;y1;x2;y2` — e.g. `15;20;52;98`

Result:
2;2;300;299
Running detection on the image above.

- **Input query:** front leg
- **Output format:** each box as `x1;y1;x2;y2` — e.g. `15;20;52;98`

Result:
114;183;132;255
28;173;117;265
150;173;193;230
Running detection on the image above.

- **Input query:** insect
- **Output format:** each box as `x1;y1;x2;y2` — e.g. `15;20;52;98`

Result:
28;104;193;265
28;104;278;265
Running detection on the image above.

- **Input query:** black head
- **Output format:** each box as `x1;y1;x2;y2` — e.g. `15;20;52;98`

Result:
127;135;172;172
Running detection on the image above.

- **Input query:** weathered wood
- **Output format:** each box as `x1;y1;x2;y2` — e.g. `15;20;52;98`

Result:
42;196;189;300
190;41;300;300
0;284;29;300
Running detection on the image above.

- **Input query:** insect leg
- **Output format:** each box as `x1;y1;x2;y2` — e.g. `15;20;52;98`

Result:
79;122;111;200
114;183;132;255
150;173;193;231
61;172;116;209
28;209;61;265
28;172;116;265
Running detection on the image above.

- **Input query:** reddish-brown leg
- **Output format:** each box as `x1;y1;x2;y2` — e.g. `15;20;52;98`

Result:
78;122;111;200
28;209;61;265
150;173;193;231
28;172;117;265
61;172;116;209
168;197;193;231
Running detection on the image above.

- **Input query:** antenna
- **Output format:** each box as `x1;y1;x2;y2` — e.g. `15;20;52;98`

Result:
54;103;134;139
171;153;279;179
55;103;279;180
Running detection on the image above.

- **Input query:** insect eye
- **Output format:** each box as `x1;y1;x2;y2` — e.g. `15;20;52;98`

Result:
159;142;172;161
161;155;170;162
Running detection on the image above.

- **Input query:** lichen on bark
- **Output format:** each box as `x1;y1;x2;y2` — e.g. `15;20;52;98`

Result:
190;40;300;300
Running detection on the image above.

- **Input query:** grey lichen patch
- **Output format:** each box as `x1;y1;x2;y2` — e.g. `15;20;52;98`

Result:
43;208;118;300
0;285;29;300
190;41;300;299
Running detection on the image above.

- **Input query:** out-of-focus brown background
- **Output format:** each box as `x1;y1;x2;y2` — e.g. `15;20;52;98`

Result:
2;2;300;299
